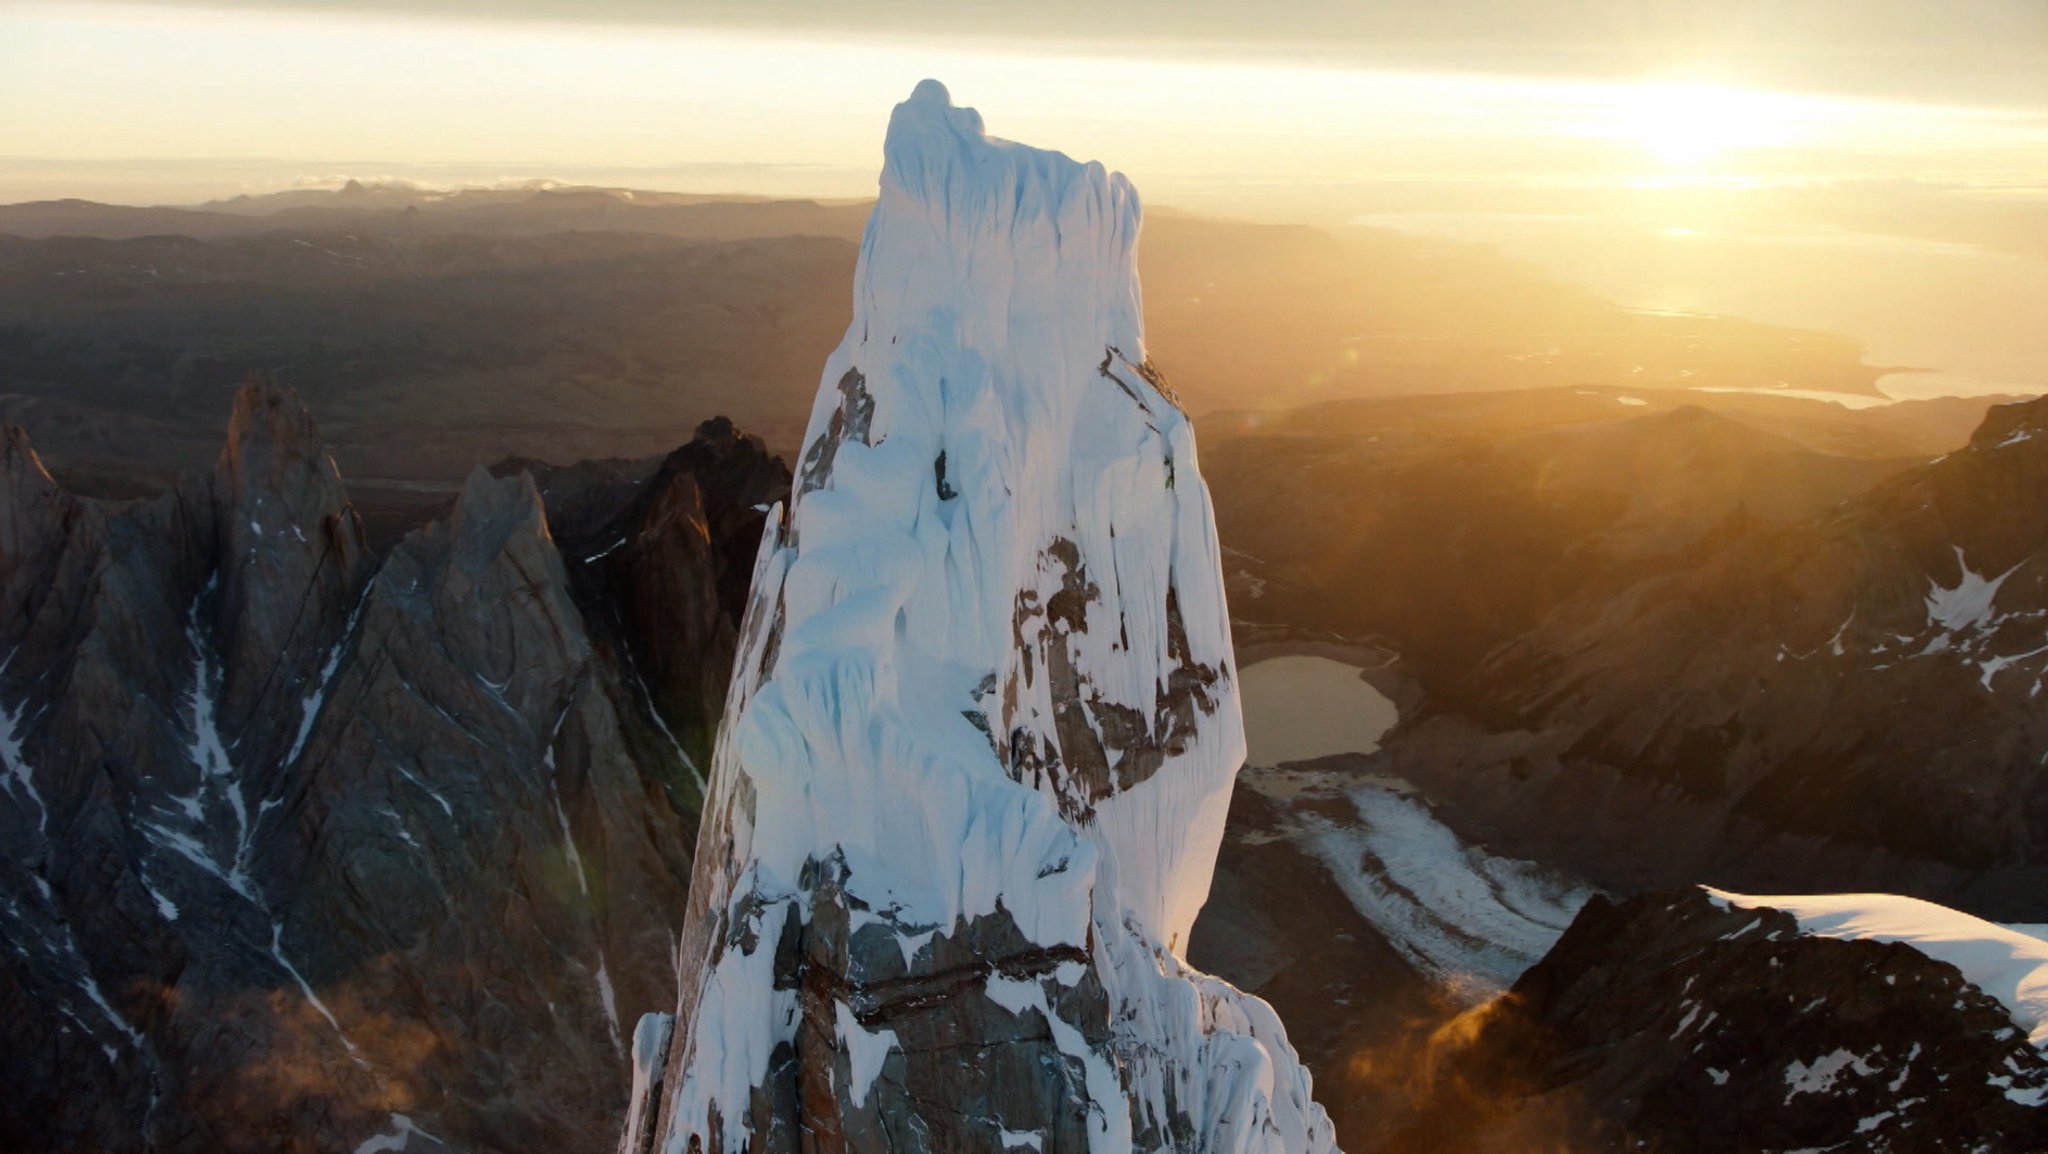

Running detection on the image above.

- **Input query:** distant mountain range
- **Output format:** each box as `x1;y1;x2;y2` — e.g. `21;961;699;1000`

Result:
1;182;1897;504
0;181;872;243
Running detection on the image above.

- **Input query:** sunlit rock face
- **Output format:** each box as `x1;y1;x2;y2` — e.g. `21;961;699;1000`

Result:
1389;392;2048;919
633;80;1336;1154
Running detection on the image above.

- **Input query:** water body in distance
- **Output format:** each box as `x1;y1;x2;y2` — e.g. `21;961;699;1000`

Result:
1238;654;1400;766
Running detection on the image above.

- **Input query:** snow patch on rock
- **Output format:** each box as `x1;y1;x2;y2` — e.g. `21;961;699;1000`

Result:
351;1113;444;1153
0;651;45;834
1783;1048;1878;1100
287;593;365;766
1925;545;2021;634
833;1001;899;1109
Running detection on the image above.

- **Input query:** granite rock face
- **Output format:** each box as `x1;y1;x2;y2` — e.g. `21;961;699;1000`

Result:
0;380;785;1152
524;417;792;786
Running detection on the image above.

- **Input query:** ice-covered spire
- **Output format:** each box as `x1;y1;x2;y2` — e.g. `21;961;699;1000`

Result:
629;81;1335;1154
852;78;1144;376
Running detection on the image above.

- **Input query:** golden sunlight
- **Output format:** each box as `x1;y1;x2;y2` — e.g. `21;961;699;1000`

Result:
1610;83;1802;167
1559;80;1833;170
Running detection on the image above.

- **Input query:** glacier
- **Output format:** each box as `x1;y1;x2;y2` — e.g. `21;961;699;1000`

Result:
626;80;1336;1154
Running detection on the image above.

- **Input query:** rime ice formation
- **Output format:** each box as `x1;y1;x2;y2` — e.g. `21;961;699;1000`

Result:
630;81;1335;1154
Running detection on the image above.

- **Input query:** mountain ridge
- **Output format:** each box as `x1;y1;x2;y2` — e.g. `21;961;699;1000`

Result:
0;379;787;1153
1383;394;2048;918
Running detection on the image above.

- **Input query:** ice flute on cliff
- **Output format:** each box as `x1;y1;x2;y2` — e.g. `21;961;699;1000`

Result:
621;81;1337;1154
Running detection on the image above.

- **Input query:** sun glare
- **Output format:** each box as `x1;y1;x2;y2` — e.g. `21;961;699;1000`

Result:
1602;83;1804;168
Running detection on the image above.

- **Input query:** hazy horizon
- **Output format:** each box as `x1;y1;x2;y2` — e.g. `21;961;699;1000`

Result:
5;0;2047;220
6;0;2048;403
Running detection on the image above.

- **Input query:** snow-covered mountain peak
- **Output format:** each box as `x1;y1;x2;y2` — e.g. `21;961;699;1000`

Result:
778;81;1237;954
887;78;986;146
860;78;1144;374
635;84;1331;1154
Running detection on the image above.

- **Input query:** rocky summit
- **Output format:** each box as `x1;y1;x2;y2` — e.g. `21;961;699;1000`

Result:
0;379;787;1153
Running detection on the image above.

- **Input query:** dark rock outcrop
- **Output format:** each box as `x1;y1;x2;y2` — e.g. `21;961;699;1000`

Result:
530;417;791;782
0;381;782;1153
1394;888;2048;1153
209;379;376;785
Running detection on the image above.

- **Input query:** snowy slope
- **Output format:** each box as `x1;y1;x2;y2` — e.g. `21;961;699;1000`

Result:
1707;888;2048;1047
1240;766;1594;1001
636;81;1332;1154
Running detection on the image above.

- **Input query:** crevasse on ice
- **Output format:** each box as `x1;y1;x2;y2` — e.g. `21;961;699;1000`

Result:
631;80;1336;1154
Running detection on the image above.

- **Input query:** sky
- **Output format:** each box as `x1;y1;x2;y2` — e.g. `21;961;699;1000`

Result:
3;0;2047;213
